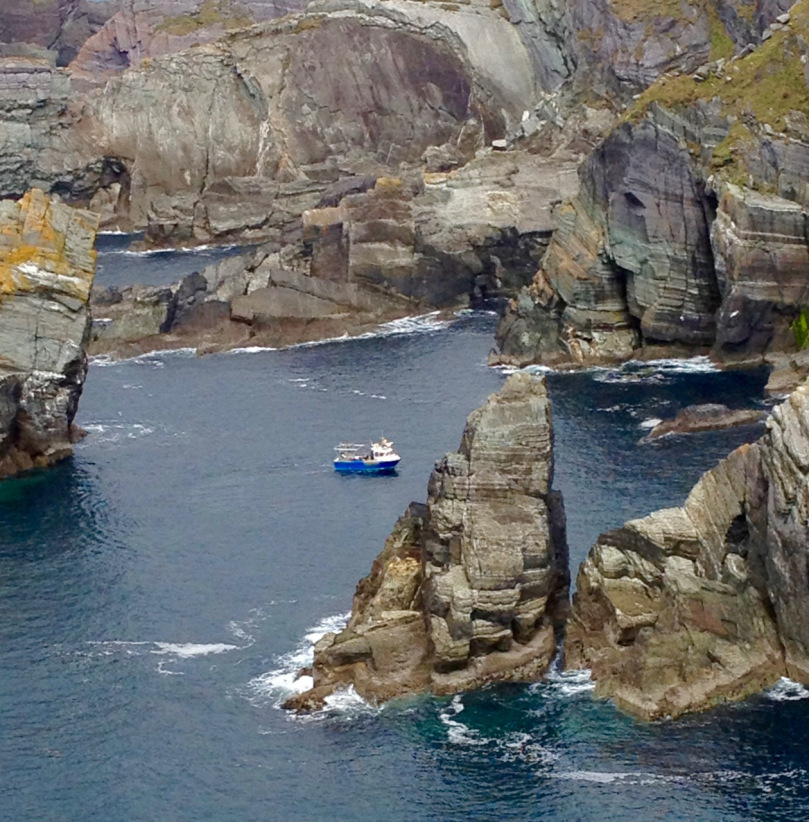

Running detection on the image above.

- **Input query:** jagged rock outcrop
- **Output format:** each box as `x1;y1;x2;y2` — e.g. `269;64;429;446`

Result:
89;157;579;357
0;189;99;478
566;380;809;720
285;372;569;710
67;0;313;90
492;1;809;370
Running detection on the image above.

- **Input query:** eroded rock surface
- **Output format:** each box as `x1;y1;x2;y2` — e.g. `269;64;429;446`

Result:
567;381;809;719
0;188;99;477
285;372;569;709
89;157;579;357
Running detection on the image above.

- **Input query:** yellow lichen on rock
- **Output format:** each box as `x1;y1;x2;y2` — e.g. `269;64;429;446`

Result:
0;190;99;304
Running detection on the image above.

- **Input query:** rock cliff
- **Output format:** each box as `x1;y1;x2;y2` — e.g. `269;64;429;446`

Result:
88;155;579;357
492;0;809;369
0;0;119;66
285;372;569;710
0;189;99;478
566;380;809;719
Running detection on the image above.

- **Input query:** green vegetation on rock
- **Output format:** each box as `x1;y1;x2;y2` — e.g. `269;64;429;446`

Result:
628;0;809;181
793;310;809;349
157;0;252;36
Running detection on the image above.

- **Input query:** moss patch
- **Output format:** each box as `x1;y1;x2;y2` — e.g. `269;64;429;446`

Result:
157;0;252;36
609;0;690;24
708;6;735;61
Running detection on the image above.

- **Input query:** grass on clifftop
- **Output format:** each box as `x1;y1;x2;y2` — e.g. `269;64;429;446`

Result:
632;0;809;125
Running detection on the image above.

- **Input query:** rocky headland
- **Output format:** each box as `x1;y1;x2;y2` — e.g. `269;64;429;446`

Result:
566;379;809;719
285;372;569;710
0;189;99;478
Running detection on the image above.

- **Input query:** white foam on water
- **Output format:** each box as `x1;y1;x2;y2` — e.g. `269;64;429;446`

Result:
531;667;596;698
151;642;239;658
641;355;719;373
89;347;198;368
553;770;666;784
766;677;809;701
520;363;556;375
288;312;452;351
490;362;557;377
439;695;486;746
227;608;269;645
638;417;663;430
77;422;155;446
88;354;116;367
499;732;558;766
156;661;185;676
226;345;277;355
246;612;351;711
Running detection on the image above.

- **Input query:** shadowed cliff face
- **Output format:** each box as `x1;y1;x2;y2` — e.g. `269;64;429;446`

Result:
493;0;809;370
284;372;570;711
0;0;119;65
566;380;809;721
0;189;99;478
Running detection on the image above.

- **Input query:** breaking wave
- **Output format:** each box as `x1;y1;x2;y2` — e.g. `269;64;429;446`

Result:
766;677;809;702
244;612;376;720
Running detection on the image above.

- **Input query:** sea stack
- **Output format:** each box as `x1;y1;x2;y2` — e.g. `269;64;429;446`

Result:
0;189;100;478
566;380;809;720
286;372;569;710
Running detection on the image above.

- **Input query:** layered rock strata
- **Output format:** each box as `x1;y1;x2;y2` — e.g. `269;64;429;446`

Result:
492;2;809;370
0;189;99;478
567;380;809;719
286;372;569;710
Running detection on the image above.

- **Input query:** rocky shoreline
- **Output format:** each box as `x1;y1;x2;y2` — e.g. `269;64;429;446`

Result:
3;0;809;724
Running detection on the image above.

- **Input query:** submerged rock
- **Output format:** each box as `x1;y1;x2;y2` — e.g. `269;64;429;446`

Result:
0;189;99;478
566;380;809;720
285;372;569;710
642;403;766;441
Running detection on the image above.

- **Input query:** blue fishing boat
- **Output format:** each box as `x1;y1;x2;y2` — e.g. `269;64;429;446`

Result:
333;438;400;474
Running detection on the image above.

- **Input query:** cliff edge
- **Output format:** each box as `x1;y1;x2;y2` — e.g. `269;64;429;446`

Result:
0;188;99;478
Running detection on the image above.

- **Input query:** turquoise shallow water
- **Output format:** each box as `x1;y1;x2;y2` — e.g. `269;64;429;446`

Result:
2;253;808;820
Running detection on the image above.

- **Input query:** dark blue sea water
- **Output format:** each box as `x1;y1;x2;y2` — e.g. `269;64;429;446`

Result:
95;233;249;288
3;248;809;821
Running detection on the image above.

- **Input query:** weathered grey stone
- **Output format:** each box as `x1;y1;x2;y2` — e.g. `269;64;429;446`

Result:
567;380;809;720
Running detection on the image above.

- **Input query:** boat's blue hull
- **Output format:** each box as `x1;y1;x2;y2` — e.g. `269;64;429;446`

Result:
334;458;400;474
